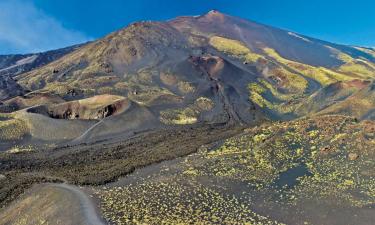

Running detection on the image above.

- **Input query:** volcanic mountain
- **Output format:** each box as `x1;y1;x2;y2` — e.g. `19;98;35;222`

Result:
1;11;374;150
0;11;375;225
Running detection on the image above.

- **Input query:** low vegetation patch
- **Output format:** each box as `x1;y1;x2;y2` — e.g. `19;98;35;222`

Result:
0;116;28;141
94;178;284;225
209;36;263;64
180;115;375;207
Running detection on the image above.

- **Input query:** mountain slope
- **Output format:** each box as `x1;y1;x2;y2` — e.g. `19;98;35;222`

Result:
0;11;374;150
0;44;83;77
0;11;374;225
0;44;83;101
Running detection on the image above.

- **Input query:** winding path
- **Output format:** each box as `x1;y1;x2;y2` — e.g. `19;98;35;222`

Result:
0;183;106;225
50;183;106;225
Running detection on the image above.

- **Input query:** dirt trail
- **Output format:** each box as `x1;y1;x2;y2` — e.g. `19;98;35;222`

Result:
0;183;106;225
50;183;106;225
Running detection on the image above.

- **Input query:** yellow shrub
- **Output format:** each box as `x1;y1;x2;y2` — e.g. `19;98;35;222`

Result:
160;107;198;125
97;86;115;95
195;97;214;111
209;36;263;63
263;47;354;86
178;81;195;94
0;118;28;141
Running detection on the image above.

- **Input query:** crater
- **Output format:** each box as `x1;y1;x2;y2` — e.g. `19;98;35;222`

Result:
27;95;130;120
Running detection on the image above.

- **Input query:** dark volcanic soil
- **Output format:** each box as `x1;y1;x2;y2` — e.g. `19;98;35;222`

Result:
0;124;242;209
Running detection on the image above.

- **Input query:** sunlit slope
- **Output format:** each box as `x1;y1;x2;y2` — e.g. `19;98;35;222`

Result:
0;93;166;151
1;11;374;150
10;10;374;122
171;11;375;118
0;110;95;151
316;81;375;120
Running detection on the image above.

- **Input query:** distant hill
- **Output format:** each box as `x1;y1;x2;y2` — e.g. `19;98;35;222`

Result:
0;44;84;101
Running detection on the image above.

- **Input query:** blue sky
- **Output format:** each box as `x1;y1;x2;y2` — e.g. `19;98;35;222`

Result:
1;0;374;54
